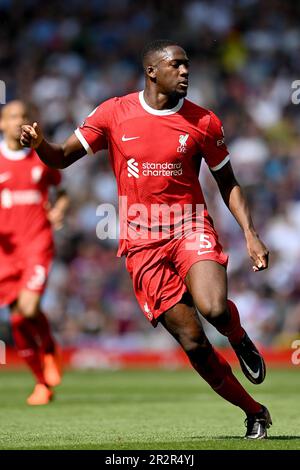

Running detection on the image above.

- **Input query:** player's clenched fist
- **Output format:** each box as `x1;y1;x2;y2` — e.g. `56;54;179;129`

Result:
20;122;44;149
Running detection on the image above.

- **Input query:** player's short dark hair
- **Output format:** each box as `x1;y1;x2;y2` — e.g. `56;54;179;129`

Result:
142;39;179;68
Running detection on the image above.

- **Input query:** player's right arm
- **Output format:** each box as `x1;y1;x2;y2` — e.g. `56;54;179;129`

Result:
20;99;113;168
20;122;86;169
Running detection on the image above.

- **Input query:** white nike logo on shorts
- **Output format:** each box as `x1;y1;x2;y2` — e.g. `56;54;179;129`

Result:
122;135;140;141
197;250;214;255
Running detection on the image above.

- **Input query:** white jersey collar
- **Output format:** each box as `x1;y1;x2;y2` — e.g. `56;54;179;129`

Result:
0;140;31;161
139;90;184;116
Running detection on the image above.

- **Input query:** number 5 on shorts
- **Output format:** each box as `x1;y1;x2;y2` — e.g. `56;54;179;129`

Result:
199;234;212;249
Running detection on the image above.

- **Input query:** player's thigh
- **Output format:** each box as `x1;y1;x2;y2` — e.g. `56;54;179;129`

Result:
185;260;228;318
17;257;51;317
159;294;210;350
21;252;52;292
15;289;41;318
126;245;187;326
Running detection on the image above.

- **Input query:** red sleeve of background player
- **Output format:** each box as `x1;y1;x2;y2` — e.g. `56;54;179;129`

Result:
74;98;116;155
202;111;230;171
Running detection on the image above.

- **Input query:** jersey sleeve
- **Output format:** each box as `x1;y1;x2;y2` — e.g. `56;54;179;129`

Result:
74;98;115;155
202;111;230;171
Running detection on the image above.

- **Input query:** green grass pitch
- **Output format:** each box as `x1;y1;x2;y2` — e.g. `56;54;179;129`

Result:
0;368;299;450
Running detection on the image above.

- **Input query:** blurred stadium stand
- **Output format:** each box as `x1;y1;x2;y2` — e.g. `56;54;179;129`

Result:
0;0;300;360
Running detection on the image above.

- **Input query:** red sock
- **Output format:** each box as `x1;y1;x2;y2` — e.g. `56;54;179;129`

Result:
189;346;262;415
11;313;46;385
34;311;55;354
213;299;245;345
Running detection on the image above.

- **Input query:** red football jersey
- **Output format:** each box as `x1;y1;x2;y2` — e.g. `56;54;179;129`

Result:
75;91;229;256
0;140;61;255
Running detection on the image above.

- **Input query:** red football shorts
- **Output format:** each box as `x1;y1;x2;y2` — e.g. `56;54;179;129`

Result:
125;225;228;327
0;247;53;306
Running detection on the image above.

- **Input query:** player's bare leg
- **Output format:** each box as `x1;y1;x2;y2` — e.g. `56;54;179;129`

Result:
185;260;266;385
159;294;271;438
10;290;61;404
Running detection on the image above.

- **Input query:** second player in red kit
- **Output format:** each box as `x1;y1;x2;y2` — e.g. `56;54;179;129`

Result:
0;139;60;305
1;101;69;405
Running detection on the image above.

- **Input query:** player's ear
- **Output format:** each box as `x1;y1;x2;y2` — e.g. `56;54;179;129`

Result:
146;65;157;80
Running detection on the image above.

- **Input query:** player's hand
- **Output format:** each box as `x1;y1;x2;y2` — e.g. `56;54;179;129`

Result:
20;122;44;149
46;204;65;230
46;194;69;230
246;232;269;272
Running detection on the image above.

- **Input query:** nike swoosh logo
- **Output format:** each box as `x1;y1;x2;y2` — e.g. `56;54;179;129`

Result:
239;357;260;379
197;250;215;255
0;172;11;183
122;135;140;142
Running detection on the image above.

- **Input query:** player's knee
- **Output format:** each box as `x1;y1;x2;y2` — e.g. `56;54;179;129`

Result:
179;330;210;357
201;300;228;322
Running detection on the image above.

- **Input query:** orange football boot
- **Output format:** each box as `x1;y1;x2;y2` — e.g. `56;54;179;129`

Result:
27;384;53;405
43;347;62;387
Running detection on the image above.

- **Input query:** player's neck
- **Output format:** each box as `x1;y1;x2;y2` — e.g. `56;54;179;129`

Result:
5;137;23;151
143;89;181;110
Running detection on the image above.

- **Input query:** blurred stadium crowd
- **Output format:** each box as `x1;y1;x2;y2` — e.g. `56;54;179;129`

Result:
0;0;299;350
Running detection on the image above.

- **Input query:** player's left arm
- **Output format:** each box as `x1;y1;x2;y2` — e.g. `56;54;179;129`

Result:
211;161;269;272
